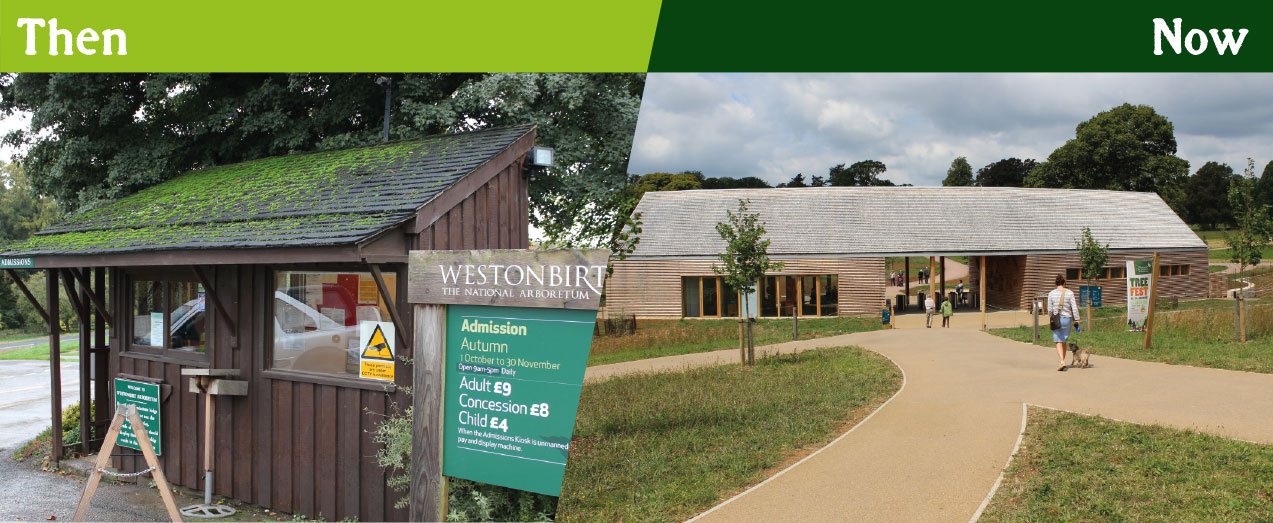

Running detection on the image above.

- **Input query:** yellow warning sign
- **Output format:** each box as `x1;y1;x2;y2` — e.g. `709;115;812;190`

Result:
359;321;395;381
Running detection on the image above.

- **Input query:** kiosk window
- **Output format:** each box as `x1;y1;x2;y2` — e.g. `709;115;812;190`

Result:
271;271;397;378
130;279;206;353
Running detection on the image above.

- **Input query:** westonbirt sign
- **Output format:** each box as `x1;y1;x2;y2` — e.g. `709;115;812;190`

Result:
408;248;608;497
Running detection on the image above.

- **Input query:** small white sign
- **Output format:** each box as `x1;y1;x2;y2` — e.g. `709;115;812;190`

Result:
150;312;164;347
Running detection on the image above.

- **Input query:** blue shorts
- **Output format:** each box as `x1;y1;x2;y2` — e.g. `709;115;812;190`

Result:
1052;316;1073;343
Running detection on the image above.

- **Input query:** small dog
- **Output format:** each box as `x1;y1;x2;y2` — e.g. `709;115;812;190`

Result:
1068;342;1091;368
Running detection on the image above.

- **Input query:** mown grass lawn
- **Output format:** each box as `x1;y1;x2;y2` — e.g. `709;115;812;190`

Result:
980;407;1273;522
557;347;902;522
0;339;78;361
992;304;1273;374
588;316;884;366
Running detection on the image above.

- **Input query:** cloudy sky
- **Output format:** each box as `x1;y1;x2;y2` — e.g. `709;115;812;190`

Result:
629;73;1273;186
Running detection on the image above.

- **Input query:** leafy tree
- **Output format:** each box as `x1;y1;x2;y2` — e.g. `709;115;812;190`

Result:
634;171;703;193
810;175;826;187
1025;103;1190;215
1184;162;1237;229
0;73;644;247
975;158;1037;187
942;157;974;186
779;173;808;188
829;160;893;186
1075;227;1109;332
0;161;60;330
713;199;783;365
701;176;770;189
1225;159;1271;274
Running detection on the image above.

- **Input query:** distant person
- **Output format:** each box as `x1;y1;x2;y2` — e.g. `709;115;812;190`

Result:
918;268;925;285
1049;274;1080;371
925;295;936;328
956;282;965;305
940;297;953;327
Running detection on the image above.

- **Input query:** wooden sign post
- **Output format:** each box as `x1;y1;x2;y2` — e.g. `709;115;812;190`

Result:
1143;251;1161;350
407;249;609;522
72;404;183;522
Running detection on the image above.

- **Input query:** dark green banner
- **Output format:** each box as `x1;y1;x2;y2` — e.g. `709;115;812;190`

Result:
649;1;1271;71
441;304;597;496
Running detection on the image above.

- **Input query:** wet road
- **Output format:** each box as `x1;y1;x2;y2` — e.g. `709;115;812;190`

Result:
0;360;80;450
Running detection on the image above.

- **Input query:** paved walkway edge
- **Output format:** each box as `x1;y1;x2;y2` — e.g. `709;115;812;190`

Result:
687;350;910;523
969;403;1029;522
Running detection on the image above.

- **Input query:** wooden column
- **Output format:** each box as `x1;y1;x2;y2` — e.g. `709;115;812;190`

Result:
904;258;910;308
1143;251;1161;350
47;269;63;465
78;269;91;454
980;256;987;330
410;304;447;522
939;256;946;302
928;256;935;308
93;268;108;446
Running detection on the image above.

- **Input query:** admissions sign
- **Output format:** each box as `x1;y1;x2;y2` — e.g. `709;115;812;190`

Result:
408;248;609;498
1126;260;1153;331
443;305;595;495
114;378;161;455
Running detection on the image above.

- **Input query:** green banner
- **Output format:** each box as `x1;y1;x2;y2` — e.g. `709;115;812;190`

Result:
0;0;662;72
649;0;1273;72
442;304;596;496
114;378;161;455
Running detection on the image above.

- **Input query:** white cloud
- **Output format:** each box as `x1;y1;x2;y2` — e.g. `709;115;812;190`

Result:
628;73;1273;186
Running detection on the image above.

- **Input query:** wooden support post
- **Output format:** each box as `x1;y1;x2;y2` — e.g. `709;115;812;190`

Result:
79;269;90;455
93;268;108;444
904;258;910;308
47;269;63;466
72;404;183;522
1143;252;1161;350
60;269;88;325
192;266;237;347
68;267;114;328
204;381;215;504
738;318;746;365
370;264;410;349
980;256;987;331
410;304;447;523
928;256;935;309
940;256;946;301
4;269;48;324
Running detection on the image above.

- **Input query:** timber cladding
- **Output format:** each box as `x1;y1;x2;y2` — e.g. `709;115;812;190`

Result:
603;257;885;318
967;250;1211;310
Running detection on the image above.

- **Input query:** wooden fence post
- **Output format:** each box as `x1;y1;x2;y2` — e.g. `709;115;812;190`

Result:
410;304;447;522
1143;252;1161;350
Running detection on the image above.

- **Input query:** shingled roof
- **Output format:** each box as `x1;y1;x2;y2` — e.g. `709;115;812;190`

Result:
1;125;534;256
629;187;1207;259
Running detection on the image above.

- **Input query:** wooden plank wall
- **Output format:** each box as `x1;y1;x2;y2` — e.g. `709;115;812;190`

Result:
604;257;885;318
1020;250;1210;310
106;164;529;521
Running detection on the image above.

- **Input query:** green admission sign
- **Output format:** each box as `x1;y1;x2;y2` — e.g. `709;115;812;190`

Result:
442;305;596;495
114;378;162;455
0;257;34;268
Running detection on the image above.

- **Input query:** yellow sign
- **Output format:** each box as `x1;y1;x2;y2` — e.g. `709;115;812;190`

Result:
359;321;395;381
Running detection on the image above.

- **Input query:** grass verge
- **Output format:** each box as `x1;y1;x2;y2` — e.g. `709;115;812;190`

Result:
0;339;79;361
991;302;1273;373
557;346;902;522
980;407;1273;522
588;316;883;366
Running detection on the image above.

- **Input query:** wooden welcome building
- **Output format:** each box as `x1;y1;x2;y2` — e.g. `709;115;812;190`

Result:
0;125;537;521
605;187;1210;319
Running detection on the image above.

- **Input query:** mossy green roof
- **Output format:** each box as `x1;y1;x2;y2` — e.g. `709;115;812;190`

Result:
1;125;533;256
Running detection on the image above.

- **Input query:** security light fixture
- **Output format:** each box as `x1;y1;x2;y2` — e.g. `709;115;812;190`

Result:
522;146;555;181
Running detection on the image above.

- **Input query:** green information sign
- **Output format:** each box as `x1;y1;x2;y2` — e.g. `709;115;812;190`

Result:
441;304;597;496
0;257;34;268
114;378;161;455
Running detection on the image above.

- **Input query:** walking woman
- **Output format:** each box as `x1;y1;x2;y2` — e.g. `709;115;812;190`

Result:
1048;274;1080;371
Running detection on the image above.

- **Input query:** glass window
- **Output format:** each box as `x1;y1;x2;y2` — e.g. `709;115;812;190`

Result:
683;277;701;317
1180;265;1190;275
779;276;797;317
819;275;838;316
272;271;396;377
1065;268;1080;281
701;278;719;317
721;280;739;317
801;276;818;316
133;280;164;348
760;277;778;317
170;282;206;353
